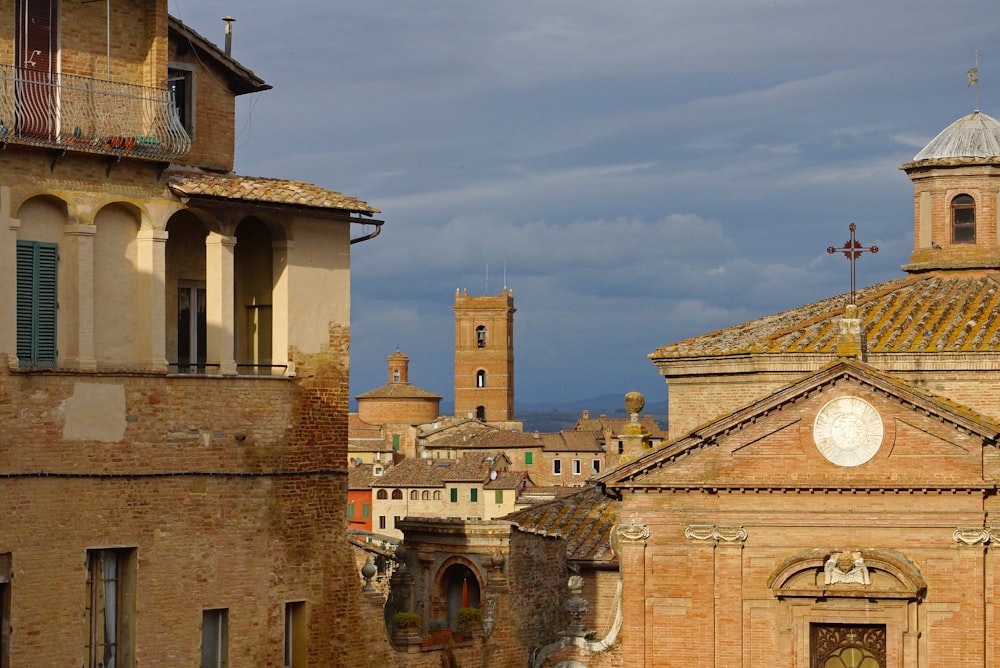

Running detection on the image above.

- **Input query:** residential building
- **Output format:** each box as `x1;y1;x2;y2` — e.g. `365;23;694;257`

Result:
0;4;388;666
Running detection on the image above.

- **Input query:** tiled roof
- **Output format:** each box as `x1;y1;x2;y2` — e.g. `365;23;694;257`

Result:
348;414;384;439
348;463;376;491
538;431;604;453
167;172;379;214
505;484;618;563
651;272;1000;359
484;470;529;490
910;111;1000;163
372;457;449;488
168;16;269;96
356;382;442;400
426;429;537;449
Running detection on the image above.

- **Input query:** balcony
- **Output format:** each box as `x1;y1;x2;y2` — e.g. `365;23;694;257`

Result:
0;65;191;161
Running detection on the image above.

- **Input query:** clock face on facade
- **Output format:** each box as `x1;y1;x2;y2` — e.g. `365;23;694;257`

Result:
812;395;883;467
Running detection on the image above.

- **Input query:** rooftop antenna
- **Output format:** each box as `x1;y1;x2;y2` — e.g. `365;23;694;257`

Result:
967;50;981;112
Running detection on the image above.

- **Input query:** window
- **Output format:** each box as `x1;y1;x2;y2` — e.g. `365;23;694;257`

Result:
378;516;386;530
592;459;601;475
346;502;355;518
362;503;370;519
433;491;442;501
15;0;57;138
392;369;400;382
410;490;418;500
953;194;976;243
525;452;533;465
168;66;194;133
553;459;562;475
470;488;478;502
201;609;228;668
16;240;57;368
573;459;581;475
421;490;429;500
376;489;388;500
85;548;136;668
476;406;486;420
476;325;487;348
284;601;306;668
177;282;207;373
617;440;623;454
495;490;504;504
393;515;400;528
450;488;458;503
392;434;400;451
391;489;403;500
476;370;486;388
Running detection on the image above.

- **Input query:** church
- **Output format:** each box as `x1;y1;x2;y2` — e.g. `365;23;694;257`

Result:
595;109;1000;667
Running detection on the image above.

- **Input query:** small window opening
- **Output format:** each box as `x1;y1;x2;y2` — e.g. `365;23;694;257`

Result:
476;370;486;388
476;326;487;348
953;194;976;243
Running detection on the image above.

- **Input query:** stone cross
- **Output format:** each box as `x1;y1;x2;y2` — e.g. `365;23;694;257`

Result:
827;223;878;305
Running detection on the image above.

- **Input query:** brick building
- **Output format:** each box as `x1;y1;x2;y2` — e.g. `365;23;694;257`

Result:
593;110;1000;666
0;3;388;666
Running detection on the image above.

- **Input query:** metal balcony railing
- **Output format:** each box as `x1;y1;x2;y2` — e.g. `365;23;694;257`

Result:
0;65;191;161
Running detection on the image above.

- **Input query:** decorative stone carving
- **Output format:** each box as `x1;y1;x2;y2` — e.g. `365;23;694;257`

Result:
684;525;748;543
361;555;377;593
616;523;650;542
482;595;499;637
824;551;871;586
564;575;589;637
624;391;648;435
813;395;883;467
954;528;990;545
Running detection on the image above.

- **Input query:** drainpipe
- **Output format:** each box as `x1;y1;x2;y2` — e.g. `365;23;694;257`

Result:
351;217;384;245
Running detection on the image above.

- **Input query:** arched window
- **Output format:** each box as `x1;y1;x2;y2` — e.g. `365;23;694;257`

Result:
476;370;486;388
953;194;976;243
393;369;400;382
391;489;403;500
476;405;486;420
433;490;441;500
410;490;419;500
376;489;388;500
476;326;487;348
421;490;430;500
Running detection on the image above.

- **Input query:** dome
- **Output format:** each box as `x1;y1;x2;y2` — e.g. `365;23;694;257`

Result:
912;110;1000;162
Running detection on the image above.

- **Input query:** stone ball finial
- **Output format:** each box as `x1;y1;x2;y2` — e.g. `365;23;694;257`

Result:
624;391;645;415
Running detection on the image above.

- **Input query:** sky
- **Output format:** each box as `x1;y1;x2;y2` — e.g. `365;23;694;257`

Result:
169;0;999;408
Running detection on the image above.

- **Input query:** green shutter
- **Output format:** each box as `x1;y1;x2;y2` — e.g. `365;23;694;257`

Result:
495;490;503;504
525;451;533;465
16;241;58;367
450;488;457;503
392;434;400;451
362;503;370;518
471;488;478;502
347;502;355;518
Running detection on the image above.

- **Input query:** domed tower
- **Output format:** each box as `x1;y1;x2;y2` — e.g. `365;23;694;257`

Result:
453;288;515;422
900;110;1000;272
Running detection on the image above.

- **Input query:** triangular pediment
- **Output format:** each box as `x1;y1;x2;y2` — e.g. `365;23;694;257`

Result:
600;360;1000;491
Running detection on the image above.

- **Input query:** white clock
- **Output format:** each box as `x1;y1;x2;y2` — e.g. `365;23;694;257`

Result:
813;395;883;467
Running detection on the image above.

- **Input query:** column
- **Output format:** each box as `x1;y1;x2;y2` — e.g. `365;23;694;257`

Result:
271;240;292;374
135;230;168;372
206;232;237;375
0;187;20;365
616;523;649;668
64;222;97;370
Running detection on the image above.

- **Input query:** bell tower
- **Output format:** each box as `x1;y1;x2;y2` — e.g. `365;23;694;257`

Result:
454;288;515;422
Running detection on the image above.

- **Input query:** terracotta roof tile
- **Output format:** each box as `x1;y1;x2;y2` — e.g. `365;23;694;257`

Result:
348;464;376;490
356;382;442;400
167;172;379;214
505;484;618;563
651;272;1000;359
348;414;384;439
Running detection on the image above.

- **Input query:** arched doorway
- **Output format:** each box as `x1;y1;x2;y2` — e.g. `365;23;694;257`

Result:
439;563;481;630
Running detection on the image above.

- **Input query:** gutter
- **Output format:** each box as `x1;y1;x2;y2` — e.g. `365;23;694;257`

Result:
351;216;384;245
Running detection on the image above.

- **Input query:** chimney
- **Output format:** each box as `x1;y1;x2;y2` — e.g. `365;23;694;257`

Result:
223;17;235;57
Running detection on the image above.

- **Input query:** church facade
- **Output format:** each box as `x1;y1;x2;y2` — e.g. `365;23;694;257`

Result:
596;110;1000;667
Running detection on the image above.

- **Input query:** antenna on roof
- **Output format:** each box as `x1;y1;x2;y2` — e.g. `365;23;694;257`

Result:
968;49;981;112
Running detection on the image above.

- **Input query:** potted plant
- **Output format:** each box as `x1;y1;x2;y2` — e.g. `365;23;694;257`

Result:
428;619;450;644
457;606;483;636
393;611;421;631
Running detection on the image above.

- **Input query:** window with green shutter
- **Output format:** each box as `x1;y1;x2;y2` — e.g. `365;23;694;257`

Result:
470;488;478;502
525;452;533;465
16;240;58;367
347;502;355;518
362;503;370;519
495;490;503;504
392;434;400;451
450;488;457;503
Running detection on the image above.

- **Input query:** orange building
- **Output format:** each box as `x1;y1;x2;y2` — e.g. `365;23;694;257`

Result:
454;289;516;423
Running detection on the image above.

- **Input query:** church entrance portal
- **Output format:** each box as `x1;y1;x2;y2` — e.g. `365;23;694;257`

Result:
810;624;885;668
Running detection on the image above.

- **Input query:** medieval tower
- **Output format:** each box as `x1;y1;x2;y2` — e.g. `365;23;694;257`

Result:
454;289;515;421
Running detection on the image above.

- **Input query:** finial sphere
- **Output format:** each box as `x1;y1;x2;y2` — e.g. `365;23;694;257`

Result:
625;391;645;415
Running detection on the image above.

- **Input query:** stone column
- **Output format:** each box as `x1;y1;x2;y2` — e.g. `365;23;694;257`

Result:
135;230;169;372
271;240;292;374
64;222;97;370
616;523;649;668
205;232;237;375
0;187;21;366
